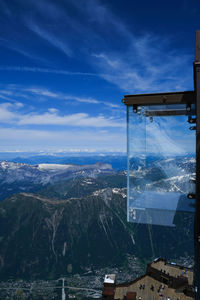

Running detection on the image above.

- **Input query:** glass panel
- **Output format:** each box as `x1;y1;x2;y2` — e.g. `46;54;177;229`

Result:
127;104;196;227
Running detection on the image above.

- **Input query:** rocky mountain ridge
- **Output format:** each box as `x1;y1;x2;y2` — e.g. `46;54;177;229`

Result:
0;183;135;280
0;173;194;280
0;161;113;201
0;158;194;280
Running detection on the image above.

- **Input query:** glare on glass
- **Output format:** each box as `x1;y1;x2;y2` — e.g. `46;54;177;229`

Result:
127;104;196;227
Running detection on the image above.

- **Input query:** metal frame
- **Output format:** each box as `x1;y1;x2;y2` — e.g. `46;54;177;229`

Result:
194;31;200;300
123;30;200;299
123;91;195;106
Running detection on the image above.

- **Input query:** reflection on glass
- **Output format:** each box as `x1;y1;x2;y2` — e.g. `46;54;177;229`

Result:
127;104;196;227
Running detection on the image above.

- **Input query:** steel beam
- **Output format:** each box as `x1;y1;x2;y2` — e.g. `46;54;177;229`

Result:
123;91;195;106
194;30;200;300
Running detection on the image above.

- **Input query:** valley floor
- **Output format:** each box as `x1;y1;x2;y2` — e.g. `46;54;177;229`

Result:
0;256;143;300
0;255;193;300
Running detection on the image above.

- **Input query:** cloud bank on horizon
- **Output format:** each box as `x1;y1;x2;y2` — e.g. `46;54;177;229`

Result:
0;0;198;152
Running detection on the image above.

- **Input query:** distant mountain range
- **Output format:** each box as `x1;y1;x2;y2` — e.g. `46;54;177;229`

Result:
0;161;113;201
0;153;127;170
0;159;194;280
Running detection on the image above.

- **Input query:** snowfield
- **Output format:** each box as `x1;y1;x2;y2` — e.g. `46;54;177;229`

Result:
38;164;73;171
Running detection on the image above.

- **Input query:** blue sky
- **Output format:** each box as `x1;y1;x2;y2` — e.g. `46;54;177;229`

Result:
0;0;199;153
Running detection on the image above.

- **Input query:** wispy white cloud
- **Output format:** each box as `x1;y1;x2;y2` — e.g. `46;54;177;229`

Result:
92;35;193;93
0;102;23;122
0;0;193;94
0;85;120;109
0;103;15;122
85;2;193;92
0;101;124;128
0;66;98;77
18;111;124;128
24;87;100;104
24;88;59;99
27;21;73;57
1;0;194;153
0;38;47;63
0;94;14;101
29;0;193;92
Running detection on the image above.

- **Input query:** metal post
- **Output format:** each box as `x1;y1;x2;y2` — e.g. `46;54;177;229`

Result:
62;278;66;300
194;30;200;299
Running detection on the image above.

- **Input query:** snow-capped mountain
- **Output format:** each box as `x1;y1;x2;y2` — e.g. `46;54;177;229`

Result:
0;161;113;201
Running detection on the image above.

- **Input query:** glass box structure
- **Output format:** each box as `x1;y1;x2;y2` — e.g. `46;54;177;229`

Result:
123;31;200;300
125;92;196;227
